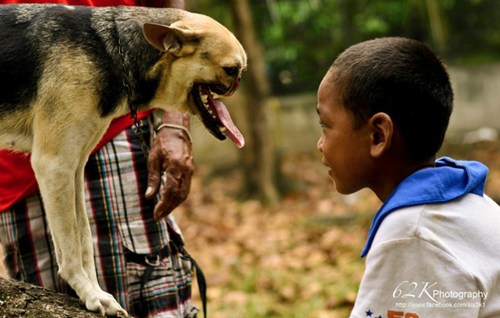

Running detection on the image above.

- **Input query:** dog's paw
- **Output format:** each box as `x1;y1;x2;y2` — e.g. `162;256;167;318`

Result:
84;290;129;317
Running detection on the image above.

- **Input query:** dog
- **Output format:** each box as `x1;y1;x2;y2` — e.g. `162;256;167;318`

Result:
0;4;246;316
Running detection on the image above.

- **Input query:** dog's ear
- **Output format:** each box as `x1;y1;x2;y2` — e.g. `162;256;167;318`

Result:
143;22;200;56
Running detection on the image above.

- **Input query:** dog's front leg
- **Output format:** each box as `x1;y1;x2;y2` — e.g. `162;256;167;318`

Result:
75;159;99;286
31;123;128;317
75;156;128;316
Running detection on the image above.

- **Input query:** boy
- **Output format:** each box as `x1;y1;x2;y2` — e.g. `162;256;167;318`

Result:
316;37;500;317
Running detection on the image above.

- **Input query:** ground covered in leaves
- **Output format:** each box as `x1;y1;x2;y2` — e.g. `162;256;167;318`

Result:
175;139;500;318
0;140;498;318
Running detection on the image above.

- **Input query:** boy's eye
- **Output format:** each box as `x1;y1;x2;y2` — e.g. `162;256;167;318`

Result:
319;121;326;128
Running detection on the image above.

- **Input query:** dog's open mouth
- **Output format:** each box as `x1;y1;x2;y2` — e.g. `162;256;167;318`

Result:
191;83;245;148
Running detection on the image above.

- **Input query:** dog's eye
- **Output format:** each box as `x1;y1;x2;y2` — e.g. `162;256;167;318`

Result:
223;67;239;76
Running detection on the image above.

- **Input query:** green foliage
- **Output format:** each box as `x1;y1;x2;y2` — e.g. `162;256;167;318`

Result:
194;0;500;94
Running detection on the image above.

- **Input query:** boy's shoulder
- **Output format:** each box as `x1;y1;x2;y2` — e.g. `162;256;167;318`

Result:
354;194;500;318
373;193;500;263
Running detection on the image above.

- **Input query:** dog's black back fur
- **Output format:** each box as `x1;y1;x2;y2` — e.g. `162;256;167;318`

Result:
0;4;181;117
0;5;43;114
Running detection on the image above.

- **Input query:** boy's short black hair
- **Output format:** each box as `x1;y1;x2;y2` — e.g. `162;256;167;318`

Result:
330;37;453;162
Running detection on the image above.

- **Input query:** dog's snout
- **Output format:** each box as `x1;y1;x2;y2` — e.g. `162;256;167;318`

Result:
223;66;239;77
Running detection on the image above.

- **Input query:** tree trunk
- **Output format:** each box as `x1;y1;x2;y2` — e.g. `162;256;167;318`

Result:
226;0;279;204
0;276;102;318
338;0;356;47
425;0;448;55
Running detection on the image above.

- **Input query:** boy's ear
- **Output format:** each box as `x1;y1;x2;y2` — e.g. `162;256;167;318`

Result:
368;112;393;158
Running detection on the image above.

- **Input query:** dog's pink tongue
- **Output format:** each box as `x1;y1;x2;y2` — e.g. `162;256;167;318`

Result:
213;99;245;148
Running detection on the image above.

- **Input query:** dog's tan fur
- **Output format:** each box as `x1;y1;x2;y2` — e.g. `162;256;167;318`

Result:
0;5;246;316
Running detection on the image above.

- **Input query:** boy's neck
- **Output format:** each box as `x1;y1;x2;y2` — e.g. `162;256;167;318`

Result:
371;156;436;202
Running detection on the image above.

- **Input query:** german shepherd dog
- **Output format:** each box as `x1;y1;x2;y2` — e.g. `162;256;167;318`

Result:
0;4;246;316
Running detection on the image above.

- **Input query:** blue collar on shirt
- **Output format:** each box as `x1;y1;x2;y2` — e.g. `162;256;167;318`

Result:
361;156;488;257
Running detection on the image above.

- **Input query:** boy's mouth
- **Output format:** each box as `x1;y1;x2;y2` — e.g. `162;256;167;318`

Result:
321;159;335;179
321;158;330;168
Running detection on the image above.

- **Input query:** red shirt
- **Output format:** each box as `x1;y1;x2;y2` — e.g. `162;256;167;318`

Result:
1;0;165;7
0;111;154;211
0;0;162;211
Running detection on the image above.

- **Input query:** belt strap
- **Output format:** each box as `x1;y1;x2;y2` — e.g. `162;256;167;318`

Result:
124;244;171;318
167;224;208;318
124;225;207;318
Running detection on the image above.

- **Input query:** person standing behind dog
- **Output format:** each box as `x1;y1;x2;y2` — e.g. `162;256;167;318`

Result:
316;37;500;317
0;0;200;317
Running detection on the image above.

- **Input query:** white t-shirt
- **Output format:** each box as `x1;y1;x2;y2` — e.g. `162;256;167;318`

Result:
350;193;500;318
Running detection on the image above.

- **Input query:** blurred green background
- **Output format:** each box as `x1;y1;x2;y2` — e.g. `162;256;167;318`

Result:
185;0;500;202
191;0;500;94
171;1;500;317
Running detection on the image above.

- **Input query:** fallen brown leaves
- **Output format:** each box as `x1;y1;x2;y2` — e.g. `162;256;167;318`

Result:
0;140;497;318
175;140;500;318
175;153;379;318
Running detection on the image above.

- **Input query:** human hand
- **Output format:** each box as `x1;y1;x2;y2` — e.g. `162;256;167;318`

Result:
145;111;193;220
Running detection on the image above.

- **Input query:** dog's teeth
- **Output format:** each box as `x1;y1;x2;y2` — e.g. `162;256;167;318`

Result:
219;126;227;133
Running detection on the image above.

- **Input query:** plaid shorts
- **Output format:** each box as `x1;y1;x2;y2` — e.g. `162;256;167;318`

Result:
0;119;198;318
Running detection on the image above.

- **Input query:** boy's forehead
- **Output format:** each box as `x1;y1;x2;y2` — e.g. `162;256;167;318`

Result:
318;69;341;101
319;70;335;92
317;72;337;116
321;67;345;92
324;67;337;82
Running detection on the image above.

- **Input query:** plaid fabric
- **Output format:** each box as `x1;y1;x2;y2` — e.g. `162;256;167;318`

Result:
0;119;198;318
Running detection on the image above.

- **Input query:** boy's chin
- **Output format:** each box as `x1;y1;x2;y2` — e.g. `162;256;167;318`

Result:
332;181;361;195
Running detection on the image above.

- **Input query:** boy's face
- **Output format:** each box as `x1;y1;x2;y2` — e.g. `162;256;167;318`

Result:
316;69;373;194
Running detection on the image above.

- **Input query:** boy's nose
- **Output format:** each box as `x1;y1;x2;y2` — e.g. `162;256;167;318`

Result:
317;136;323;152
